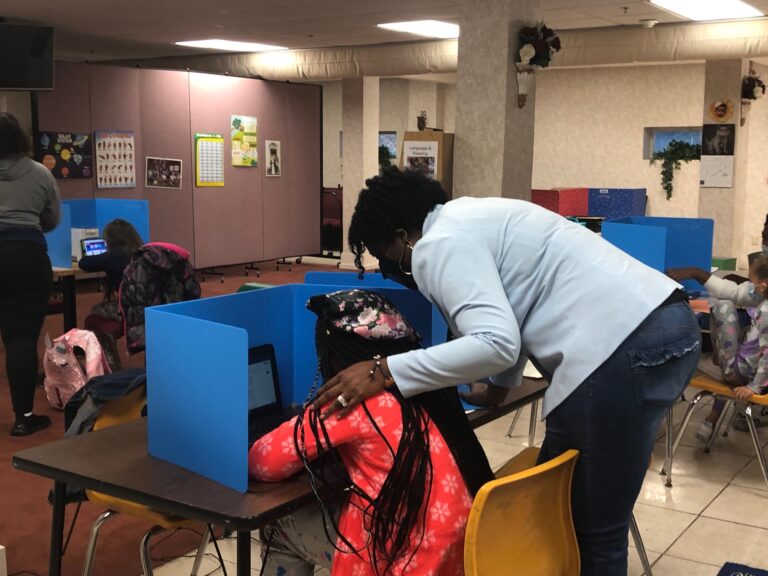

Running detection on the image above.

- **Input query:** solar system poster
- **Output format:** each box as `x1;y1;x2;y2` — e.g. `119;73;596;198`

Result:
36;132;93;179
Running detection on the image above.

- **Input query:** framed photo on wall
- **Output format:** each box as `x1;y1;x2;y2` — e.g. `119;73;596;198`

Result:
265;140;281;177
145;157;182;189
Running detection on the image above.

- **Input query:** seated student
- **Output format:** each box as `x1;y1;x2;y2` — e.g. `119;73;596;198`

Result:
78;219;143;368
668;257;768;439
249;289;494;576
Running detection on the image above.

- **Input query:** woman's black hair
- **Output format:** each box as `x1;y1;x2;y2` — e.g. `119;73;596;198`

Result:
0;113;31;159
348;168;448;274
297;318;494;574
301;320;432;573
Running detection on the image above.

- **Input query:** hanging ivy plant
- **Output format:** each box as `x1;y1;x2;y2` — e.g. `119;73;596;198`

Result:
651;140;701;200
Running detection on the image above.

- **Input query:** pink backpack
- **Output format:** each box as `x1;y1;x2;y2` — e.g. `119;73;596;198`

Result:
43;329;111;409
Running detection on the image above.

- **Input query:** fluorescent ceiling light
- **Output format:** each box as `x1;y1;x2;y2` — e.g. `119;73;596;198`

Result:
175;39;287;52
649;0;763;21
377;20;460;39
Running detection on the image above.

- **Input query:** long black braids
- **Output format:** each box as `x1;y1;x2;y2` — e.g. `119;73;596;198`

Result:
348;168;447;275
295;319;434;574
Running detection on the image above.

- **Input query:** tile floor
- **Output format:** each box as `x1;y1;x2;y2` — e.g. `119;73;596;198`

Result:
151;388;768;576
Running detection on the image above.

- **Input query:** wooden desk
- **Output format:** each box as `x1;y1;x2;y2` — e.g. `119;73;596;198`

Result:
13;378;547;576
52;265;86;331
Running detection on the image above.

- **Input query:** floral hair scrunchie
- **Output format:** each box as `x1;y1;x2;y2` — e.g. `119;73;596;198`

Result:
307;289;420;342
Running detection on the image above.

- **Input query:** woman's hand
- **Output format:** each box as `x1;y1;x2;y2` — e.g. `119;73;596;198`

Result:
313;360;387;418
459;381;509;407
666;267;710;285
734;386;754;402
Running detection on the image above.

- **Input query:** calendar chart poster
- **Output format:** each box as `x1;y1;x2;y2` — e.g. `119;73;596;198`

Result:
231;115;258;167
95;131;136;189
195;133;225;187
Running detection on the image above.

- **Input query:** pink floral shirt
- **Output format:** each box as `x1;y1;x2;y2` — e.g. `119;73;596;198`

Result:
248;391;471;575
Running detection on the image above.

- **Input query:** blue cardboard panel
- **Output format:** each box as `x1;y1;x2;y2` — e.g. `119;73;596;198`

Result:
62;199;97;229
602;216;714;291
45;203;72;268
588;188;647;219
146;283;449;491
602;221;667;272
63;199;150;243
95;199;150;242
146;309;249;492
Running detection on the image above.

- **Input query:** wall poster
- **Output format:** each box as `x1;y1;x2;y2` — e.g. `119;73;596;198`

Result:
265;140;281;177
36;132;93;179
145;157;182;189
95;130;136;188
403;140;438;179
231;115;258;167
195;133;224;187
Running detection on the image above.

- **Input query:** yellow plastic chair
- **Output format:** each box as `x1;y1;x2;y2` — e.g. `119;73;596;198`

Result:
465;448;581;576
81;386;213;576
474;447;653;576
665;371;768;489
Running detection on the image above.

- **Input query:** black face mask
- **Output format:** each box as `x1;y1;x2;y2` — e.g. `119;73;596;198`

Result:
378;257;419;290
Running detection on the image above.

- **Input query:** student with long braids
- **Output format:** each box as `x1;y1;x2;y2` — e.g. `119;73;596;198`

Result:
248;289;494;575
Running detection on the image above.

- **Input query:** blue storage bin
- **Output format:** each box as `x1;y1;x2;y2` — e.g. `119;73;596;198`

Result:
588;188;647;219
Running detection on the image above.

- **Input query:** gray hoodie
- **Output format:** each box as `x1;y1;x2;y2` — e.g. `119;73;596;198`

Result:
0;156;61;232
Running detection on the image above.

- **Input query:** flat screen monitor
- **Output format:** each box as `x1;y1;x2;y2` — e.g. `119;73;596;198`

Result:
0;24;54;90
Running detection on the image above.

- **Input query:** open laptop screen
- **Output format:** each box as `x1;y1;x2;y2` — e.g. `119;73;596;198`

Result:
247;344;281;412
81;238;107;256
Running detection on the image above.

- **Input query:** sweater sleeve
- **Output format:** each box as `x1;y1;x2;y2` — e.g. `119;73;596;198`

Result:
704;275;763;308
39;171;61;232
248;403;374;482
387;234;521;398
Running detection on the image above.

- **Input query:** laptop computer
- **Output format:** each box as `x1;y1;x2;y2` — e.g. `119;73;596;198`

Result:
247;344;297;446
81;237;108;257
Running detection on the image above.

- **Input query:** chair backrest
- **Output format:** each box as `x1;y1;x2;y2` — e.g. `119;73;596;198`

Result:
92;385;147;431
749;251;763;266
464;448;580;576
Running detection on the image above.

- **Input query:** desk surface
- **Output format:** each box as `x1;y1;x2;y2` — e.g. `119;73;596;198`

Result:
13;420;317;531
13;378;547;531
52;265;84;277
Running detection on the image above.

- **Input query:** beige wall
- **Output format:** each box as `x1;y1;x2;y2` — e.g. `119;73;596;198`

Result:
0;91;32;135
380;78;410;163
532;63;706;218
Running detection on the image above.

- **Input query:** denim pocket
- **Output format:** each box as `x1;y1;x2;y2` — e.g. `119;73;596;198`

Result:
630;334;701;407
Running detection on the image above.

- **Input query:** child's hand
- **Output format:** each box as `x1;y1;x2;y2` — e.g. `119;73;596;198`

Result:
733;386;754;401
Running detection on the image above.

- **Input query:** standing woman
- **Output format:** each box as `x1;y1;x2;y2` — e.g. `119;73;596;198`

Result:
0;113;61;436
315;168;701;575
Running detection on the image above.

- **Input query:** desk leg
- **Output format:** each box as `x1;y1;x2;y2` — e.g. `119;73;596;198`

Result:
237;531;251;576
49;481;66;576
61;276;77;331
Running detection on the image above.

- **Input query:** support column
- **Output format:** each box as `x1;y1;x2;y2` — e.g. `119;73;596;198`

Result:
698;59;750;264
340;77;380;270
453;0;539;199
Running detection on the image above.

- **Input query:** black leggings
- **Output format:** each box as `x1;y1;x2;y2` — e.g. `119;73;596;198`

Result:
0;241;52;417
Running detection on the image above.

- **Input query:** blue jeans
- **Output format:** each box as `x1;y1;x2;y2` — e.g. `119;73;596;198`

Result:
538;301;700;575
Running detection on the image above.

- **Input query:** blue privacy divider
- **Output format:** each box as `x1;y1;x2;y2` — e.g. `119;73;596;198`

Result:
45;203;72;268
601;219;667;273
602;216;714;291
63;199;150;242
146;283;442;492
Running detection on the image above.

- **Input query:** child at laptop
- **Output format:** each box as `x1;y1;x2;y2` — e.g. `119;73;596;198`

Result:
249;289;494;575
78;219;143;369
668;256;768;440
